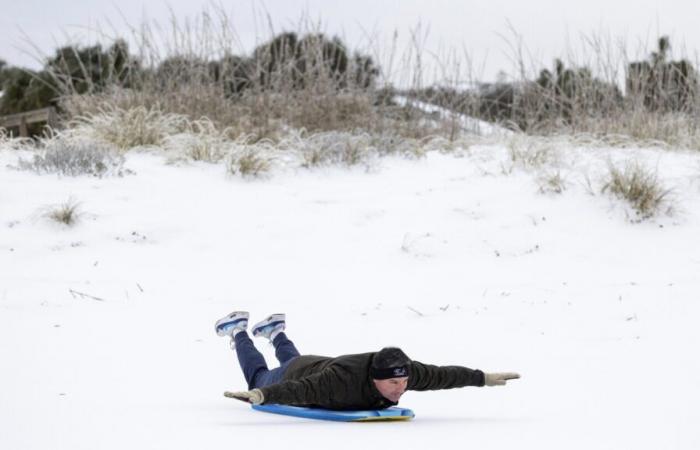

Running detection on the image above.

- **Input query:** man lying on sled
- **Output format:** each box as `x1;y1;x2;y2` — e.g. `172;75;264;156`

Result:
216;311;520;410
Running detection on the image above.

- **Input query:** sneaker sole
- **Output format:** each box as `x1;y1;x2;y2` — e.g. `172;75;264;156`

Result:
215;311;249;336
216;319;248;334
252;314;285;336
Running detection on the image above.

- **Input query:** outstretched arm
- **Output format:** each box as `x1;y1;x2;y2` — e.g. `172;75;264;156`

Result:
408;361;520;390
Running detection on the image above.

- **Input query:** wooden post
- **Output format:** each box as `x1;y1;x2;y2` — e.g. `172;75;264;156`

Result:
19;116;28;138
46;107;58;133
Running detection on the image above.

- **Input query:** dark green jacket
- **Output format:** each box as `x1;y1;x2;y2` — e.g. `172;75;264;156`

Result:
259;352;485;410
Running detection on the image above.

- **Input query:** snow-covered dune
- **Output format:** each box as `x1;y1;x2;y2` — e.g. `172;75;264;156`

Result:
393;95;513;137
1;142;699;449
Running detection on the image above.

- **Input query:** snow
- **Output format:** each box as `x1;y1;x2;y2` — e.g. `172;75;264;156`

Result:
1;142;699;449
393;95;513;137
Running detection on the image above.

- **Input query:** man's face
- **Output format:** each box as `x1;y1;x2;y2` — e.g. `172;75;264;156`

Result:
373;377;409;403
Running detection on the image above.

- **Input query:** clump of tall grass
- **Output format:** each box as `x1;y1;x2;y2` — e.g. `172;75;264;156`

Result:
62;86;269;142
0;128;34;150
284;131;374;168
220;129;454;175
0;128;12;149
164;118;235;162
601;161;672;219
1;127;9;143
226;147;273;177
61;82;385;146
506;135;557;170
17;138;125;176
44;198;82;226
66;104;189;150
280;130;456;168
536;170;567;194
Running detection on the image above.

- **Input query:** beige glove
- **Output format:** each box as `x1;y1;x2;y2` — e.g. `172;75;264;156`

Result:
224;388;264;405
484;372;520;386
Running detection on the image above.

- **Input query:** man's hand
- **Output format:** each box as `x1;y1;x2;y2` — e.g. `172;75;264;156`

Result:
224;388;264;404
484;372;520;386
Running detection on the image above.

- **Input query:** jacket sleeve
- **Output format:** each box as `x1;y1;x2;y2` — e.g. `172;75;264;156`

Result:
259;367;343;406
408;360;485;391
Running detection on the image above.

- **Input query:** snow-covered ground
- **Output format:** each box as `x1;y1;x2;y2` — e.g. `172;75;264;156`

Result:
393;95;513;137
1;142;699;449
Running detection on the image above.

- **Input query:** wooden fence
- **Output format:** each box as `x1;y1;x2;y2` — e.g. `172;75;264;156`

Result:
0;107;58;137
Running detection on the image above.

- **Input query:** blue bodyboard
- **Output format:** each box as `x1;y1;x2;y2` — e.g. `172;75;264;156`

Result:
251;404;415;422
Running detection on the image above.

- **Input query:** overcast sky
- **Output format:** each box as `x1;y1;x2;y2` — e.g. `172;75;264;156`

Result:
2;0;699;83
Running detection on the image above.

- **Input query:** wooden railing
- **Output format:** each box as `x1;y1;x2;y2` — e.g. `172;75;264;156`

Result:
0;107;58;137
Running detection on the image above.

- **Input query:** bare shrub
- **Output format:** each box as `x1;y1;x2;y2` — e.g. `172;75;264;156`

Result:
601;162;672;219
17;138;125;176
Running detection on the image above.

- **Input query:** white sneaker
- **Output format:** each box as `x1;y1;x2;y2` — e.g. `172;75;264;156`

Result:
252;314;286;340
214;311;249;337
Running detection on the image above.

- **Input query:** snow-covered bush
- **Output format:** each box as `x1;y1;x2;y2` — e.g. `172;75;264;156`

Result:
17;138;126;177
68;105;189;151
164;118;235;163
223;136;277;177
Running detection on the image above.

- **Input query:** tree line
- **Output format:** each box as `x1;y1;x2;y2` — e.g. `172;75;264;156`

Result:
2;33;697;134
0;32;379;117
409;36;699;132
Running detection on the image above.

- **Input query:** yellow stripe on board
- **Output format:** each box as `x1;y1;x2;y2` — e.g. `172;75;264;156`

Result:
353;416;413;422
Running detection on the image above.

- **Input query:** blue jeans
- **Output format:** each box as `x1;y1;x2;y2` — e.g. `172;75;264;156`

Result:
234;331;300;390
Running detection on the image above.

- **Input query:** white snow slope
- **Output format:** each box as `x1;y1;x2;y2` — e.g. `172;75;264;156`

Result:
1;143;699;449
393;95;512;137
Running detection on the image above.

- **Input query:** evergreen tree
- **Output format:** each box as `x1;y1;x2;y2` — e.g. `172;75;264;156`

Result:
0;68;56;115
45;39;139;94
